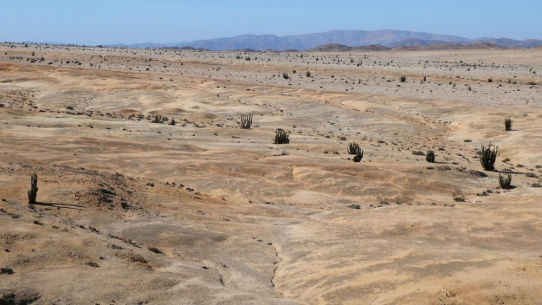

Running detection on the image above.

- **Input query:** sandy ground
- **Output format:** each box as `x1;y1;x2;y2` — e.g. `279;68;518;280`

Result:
1;44;542;304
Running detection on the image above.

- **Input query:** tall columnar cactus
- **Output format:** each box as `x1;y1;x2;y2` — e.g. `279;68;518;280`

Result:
426;150;436;163
240;114;253;129
480;144;498;171
28;172;38;204
347;142;360;155
504;118;512;131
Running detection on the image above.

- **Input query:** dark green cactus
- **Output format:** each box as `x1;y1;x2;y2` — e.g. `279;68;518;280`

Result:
347;142;360;155
28;172;38;204
426;150;436;163
274;129;290;144
504;118;512;131
240;114;253;129
152;114;162;123
480;144;498;171
499;173;512;189
353;147;364;163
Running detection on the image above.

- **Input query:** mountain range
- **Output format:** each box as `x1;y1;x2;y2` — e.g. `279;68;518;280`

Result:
111;30;542;51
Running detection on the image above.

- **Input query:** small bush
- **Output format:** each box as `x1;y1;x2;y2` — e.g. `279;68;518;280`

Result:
480;144;498;171
306;71;311;77
240;114;253;129
282;72;289;80
499;173;512;189
0;267;14;275
400;76;407;82
274;129;290;144
504;118;512;131
347;204;361;209
426;150;436;163
525;172;538;178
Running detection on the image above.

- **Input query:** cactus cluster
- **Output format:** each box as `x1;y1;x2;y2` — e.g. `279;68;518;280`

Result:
347;142;360;155
152;114;163;123
28;172;38;204
240;114;253;129
346;142;364;162
352;148;364;163
480;144;498;171
274;129;290;144
499;173;512;189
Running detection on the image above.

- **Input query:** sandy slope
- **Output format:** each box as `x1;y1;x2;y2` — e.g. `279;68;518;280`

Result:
1;44;542;304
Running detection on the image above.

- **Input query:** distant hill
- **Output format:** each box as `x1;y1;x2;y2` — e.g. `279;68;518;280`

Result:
387;38;449;48
308;44;389;52
306;42;503;52
111;30;542;51
473;38;542;48
395;42;503;51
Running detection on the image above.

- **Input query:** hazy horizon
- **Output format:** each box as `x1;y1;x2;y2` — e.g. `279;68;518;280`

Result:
1;0;542;45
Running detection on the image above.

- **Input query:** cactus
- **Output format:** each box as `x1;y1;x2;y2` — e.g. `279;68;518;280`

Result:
28;172;38;204
504;118;512;131
152;114;162;123
426;150;436;163
480;144;498;171
274;129;290;144
240;114;253;129
347;142;360;155
353;147;364;163
499;173;512;189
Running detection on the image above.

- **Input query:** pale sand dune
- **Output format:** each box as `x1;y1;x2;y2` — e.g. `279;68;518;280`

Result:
1;44;542;304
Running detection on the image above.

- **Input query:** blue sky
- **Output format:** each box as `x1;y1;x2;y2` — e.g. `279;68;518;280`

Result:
1;0;541;44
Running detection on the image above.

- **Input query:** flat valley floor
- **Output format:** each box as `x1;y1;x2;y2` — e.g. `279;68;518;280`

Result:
1;45;542;304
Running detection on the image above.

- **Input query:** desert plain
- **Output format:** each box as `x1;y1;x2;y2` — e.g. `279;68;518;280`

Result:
1;44;542;304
